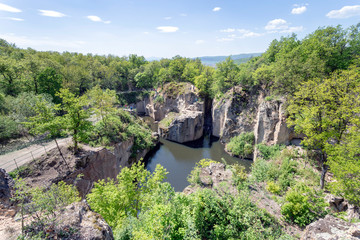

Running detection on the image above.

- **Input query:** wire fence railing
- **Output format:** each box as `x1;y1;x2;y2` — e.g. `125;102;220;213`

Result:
0;142;50;173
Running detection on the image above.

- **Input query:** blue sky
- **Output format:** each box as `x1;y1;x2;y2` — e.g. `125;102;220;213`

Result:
1;0;360;58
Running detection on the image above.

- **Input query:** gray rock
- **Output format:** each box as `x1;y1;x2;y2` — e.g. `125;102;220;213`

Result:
0;168;14;206
159;111;204;143
301;215;360;240
56;201;113;240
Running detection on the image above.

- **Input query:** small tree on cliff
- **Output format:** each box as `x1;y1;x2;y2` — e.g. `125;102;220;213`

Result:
27;88;92;154
287;66;360;189
56;88;92;153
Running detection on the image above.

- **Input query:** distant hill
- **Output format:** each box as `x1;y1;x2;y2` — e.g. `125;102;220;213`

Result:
196;53;263;66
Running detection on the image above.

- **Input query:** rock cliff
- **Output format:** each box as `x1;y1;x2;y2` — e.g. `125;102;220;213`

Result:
212;86;259;142
143;82;205;143
212;87;302;151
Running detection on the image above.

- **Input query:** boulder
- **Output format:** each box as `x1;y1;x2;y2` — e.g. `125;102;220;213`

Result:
0;168;14;206
159;111;204;143
326;194;360;220
301;215;360;240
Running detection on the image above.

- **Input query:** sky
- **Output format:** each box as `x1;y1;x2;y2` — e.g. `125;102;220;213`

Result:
1;0;360;58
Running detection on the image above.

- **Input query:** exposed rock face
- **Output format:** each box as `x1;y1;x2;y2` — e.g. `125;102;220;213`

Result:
0;168;14;206
212;87;259;142
49;201;113;240
65;137;156;197
212;87;303;152
143;83;205;143
146;83;203;122
183;163;235;195
254;99;301;145
301;215;360;240
326;194;360;220
159;111;204;143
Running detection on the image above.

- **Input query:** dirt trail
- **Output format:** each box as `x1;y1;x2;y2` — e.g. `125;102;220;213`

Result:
0;137;72;173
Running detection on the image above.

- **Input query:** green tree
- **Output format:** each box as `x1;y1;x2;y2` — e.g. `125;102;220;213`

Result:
37;67;62;103
57;88;92;152
287;66;360;189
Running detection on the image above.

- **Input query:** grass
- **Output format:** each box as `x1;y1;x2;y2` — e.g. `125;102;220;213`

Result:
159;112;178;128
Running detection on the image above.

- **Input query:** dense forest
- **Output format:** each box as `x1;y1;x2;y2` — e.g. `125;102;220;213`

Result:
1;23;360;239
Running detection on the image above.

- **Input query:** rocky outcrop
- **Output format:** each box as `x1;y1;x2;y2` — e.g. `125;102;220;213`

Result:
212;87;303;151
326;195;360;220
143;83;205;143
146;82;204;122
0;168;14;206
301;215;360;240
25;201;113;240
159;111;204;143
65;137;157;197
254;99;302;146
212;87;259;142
183;163;236;195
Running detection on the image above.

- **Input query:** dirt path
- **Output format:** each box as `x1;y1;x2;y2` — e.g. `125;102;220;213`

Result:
0;137;72;173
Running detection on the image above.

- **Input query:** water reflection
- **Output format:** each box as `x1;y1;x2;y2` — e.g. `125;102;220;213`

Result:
145;135;252;192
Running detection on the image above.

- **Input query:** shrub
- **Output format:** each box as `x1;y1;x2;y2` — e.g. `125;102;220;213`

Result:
256;143;284;160
153;95;164;104
250;158;270;182
227;132;255;158
266;181;281;195
231;163;248;186
281;184;328;227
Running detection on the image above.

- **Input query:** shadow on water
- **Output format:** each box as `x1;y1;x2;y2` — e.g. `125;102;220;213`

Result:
144;135;253;192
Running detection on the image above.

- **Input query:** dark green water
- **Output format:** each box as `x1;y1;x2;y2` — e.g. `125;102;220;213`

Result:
145;135;252;192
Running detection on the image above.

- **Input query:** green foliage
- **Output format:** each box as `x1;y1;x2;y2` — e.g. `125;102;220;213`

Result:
266;181;281;195
328;131;360;205
89;110;154;154
226;132;255;158
159;112;177;128
281;184;328;226
187;159;218;186
12;178;80;238
231;163;248;186
153;95;164;104
256;143;284;160
0;114;20;144
115;188;285;240
87;161;169;229
287;66;360;188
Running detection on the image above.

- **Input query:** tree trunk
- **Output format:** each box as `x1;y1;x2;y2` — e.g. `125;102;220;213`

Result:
320;152;328;189
55;138;70;170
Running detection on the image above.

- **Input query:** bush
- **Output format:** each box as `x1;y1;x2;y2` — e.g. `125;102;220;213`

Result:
281;184;328;227
251;158;270;182
256;143;284;160
266;181;281;195
226;132;255;158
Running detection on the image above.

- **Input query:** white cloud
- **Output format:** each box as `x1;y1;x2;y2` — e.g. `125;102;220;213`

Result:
195;40;204;44
164;17;172;20
220;28;236;33
87;15;111;24
213;7;221;12
144;32;150;35
265;18;303;33
3;17;24;21
217;37;234;42
291;6;307;14
180;13;187;17
0;33;86;48
157;26;179;33
265;19;288;31
0;3;21;13
326;5;360;19
39;10;66;17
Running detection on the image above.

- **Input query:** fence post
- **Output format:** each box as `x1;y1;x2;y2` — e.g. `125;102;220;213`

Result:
30;151;35;161
13;159;19;171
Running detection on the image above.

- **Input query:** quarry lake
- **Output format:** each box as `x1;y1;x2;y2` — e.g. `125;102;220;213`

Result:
145;135;252;192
